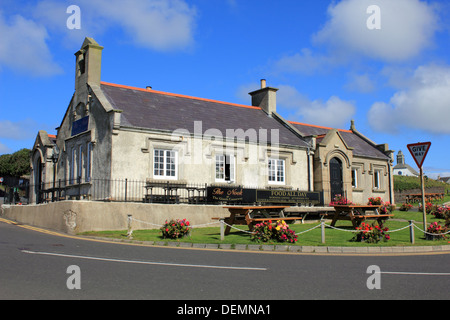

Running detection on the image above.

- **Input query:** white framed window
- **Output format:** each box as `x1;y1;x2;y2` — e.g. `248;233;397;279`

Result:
77;145;83;182
86;142;93;182
351;168;358;188
154;149;177;179
374;169;382;189
268;158;285;184
69;147;75;184
215;154;235;183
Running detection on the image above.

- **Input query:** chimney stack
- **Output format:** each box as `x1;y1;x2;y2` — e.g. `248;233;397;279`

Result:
249;79;278;116
260;79;267;88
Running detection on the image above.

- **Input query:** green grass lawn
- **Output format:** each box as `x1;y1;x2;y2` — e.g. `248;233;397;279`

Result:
81;207;450;247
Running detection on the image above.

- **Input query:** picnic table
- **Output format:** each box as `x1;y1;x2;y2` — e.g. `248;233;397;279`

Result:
330;205;393;228
405;193;444;203
144;180;187;204
217;206;302;235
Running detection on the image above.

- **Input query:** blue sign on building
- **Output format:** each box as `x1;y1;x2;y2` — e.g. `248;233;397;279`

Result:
71;116;89;136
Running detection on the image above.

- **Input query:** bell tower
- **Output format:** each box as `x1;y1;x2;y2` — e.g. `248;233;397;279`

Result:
74;37;104;98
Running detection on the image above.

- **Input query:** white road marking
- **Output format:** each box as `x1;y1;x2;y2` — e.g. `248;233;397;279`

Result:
380;271;450;276
21;250;267;271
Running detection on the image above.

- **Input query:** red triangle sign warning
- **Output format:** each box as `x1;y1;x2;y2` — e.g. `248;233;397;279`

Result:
407;142;431;168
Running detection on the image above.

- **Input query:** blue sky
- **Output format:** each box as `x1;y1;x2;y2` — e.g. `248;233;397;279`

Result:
0;0;449;178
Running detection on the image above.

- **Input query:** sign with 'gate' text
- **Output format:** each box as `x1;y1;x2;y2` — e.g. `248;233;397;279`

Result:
407;142;431;168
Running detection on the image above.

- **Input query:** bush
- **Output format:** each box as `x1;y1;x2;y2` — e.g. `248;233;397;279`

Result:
426;222;448;241
399;203;413;211
352;221;390;243
418;202;434;214
368;197;383;205
432;205;450;219
329;194;353;206
160;219;191;239
251;220;298;244
380;201;395;214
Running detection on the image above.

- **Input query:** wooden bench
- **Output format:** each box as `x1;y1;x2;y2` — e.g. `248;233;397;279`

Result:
216;206;304;235
144;194;180;204
353;214;394;226
330;205;389;228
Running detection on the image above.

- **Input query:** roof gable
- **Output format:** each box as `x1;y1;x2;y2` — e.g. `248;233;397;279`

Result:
289;121;390;160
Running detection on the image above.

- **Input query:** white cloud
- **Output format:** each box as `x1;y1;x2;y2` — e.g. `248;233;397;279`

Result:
273;0;440;76
0;11;62;76
0;142;11;155
274;48;336;75
313;0;439;62
33;0;197;51
88;0;196;51
0;119;40;140
368;64;450;134
0;0;197;75
345;73;376;93
235;83;356;128
277;85;356;129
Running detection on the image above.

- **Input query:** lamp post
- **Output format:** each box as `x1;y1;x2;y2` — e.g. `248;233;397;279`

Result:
51;145;59;202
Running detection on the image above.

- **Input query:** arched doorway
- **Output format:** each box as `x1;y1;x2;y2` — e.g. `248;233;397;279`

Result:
329;157;343;201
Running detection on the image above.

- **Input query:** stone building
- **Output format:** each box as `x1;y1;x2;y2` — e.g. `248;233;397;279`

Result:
393;150;419;177
30;37;394;205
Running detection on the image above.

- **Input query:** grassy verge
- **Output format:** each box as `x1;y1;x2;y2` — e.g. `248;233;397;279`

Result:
80;209;450;247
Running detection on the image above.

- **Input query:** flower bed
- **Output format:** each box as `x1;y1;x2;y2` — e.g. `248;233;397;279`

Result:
251;220;298;244
352;221;390;243
160;218;191;239
367;197;383;205
399;203;413;211
329;194;353;206
426;222;448;241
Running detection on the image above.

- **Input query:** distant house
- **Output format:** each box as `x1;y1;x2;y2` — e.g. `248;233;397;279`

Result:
438;176;450;184
393;150;419;177
29;37;395;205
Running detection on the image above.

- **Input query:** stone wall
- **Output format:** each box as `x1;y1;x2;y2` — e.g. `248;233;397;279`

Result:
394;186;446;204
1;201;230;235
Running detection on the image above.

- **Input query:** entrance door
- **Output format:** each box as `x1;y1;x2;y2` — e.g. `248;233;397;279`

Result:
330;157;343;201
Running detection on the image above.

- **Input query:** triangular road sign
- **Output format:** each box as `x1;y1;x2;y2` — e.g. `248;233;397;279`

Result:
407;142;431;168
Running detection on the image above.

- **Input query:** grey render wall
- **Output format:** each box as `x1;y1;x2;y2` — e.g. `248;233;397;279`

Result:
1;202;230;235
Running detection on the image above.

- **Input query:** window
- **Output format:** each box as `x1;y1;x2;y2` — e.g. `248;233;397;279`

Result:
374;169;382;189
268;158;285;184
69;147;75;184
351;168;358;188
77;145;83;182
86;142;93;182
154;149;177;179
215;154;235;182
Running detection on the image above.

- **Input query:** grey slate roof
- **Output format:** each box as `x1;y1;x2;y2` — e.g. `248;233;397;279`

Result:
289;122;390;160
100;82;309;148
99;82;389;160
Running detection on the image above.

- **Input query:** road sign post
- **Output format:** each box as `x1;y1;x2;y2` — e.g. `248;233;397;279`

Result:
407;142;431;235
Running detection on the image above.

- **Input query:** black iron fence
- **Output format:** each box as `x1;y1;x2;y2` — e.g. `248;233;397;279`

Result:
27;178;209;205
9;177;323;206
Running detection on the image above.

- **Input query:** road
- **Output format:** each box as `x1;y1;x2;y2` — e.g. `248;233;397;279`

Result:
0;219;449;300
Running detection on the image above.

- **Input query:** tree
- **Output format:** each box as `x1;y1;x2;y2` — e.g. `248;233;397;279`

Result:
0;148;31;177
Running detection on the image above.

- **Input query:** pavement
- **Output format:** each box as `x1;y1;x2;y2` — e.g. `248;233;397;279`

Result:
89;235;450;255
